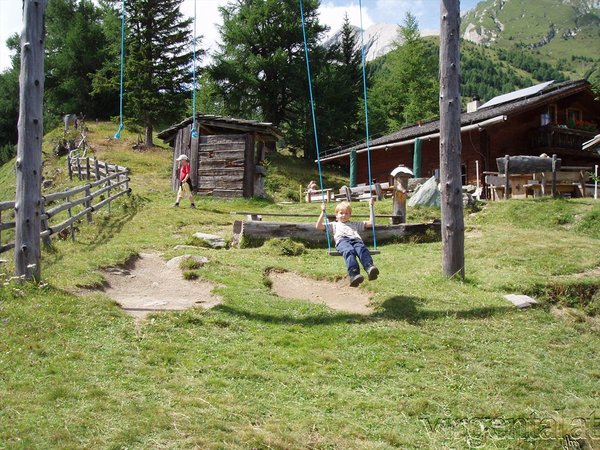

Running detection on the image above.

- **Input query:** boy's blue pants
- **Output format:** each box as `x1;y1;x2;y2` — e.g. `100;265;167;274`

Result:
335;238;374;276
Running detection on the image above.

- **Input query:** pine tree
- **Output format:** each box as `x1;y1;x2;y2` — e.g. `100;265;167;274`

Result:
45;0;111;122
367;13;439;135
93;0;198;147
125;0;197;146
0;34;20;147
209;0;326;147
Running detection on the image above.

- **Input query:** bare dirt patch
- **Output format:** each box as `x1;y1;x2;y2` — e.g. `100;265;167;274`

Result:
98;253;221;320
268;271;374;315
573;266;600;278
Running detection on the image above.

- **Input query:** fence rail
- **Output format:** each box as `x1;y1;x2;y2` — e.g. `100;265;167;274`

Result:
0;157;130;254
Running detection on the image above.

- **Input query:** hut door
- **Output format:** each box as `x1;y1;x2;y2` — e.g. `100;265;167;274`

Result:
197;134;249;197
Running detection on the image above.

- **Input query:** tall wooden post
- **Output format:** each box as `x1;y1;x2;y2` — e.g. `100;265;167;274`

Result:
15;0;47;281
439;0;465;279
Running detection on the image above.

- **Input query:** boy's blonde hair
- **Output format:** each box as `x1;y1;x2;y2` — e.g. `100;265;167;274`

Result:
335;201;352;214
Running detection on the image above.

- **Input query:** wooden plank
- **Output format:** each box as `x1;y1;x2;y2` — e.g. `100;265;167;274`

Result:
197;172;244;182
198;180;243;189
200;134;247;145
0;201;16;212
198;158;245;168
244;133;254;197
496;155;561;174
213;189;243;198
199;149;245;160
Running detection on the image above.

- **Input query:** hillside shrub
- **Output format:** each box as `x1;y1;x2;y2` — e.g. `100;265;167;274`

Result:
263;238;306;256
0;144;15;166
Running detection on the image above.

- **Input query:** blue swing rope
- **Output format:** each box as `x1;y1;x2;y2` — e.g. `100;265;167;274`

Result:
114;0;125;139
299;0;333;253
191;0;199;139
358;0;377;251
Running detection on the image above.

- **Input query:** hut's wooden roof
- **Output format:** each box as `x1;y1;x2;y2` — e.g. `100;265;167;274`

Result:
322;79;594;161
157;114;283;144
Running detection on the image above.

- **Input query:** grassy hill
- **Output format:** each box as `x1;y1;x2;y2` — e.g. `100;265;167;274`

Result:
462;0;600;79
1;122;600;448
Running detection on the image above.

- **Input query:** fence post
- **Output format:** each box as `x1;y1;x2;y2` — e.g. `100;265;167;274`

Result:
76;157;82;180
86;157;90;180
552;154;558;198
40;199;51;247
67;195;75;241
94;157;100;181
504;155;510;200
67;154;72;180
84;185;92;223
125;168;130;194
14;0;47;280
107;169;112;214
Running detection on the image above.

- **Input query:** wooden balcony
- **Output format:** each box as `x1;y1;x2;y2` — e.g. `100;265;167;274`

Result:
530;125;597;152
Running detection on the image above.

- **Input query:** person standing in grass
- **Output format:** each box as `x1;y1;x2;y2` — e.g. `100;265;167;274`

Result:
316;198;379;287
173;154;196;209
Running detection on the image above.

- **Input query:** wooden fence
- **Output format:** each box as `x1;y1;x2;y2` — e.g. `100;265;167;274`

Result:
0;157;130;255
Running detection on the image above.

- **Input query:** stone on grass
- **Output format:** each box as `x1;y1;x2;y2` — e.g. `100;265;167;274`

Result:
166;254;209;269
504;294;538;309
193;232;226;248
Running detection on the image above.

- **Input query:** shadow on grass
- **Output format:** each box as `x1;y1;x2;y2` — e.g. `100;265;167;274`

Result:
214;296;514;326
377;296;514;324
84;194;148;251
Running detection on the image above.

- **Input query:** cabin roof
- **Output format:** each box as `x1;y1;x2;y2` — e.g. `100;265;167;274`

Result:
157;113;283;144
321;79;594;162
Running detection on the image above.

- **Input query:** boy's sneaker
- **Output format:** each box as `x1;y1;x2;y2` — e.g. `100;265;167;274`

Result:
172;203;179;208
190;204;196;209
367;266;379;281
349;274;364;287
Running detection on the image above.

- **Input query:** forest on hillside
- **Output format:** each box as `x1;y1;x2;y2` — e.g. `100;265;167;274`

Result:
1;0;599;166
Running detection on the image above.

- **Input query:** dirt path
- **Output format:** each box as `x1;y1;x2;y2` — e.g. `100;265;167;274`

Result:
99;253;222;320
94;254;373;320
268;271;374;315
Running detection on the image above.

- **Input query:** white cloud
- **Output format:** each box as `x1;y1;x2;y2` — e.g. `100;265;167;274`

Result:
319;1;375;39
0;0;23;72
180;0;225;56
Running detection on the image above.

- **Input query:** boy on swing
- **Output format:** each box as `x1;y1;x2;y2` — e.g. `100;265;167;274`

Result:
316;198;379;287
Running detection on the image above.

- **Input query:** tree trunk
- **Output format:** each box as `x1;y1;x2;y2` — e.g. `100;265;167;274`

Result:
15;0;47;281
145;122;154;147
439;0;465;279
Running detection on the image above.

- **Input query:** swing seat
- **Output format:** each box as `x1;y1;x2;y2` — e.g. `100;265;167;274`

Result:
327;250;380;256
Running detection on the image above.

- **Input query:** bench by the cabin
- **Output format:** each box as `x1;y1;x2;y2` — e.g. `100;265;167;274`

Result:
484;166;592;200
305;188;333;203
335;182;392;202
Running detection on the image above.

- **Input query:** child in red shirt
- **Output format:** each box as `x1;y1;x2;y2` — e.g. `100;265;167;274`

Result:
173;154;196;208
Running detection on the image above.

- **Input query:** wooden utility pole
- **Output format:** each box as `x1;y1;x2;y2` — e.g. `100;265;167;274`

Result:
15;0;47;281
439;0;465;279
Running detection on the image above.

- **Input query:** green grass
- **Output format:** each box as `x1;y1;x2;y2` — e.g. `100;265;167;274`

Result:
1;122;600;449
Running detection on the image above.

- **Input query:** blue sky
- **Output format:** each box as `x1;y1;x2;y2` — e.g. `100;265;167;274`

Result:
0;0;481;71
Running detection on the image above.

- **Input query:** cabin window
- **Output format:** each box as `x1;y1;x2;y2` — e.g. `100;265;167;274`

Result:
566;108;582;127
548;104;557;124
461;163;467;186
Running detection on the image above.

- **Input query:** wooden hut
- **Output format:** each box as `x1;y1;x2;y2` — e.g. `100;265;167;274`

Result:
319;79;600;197
158;114;282;198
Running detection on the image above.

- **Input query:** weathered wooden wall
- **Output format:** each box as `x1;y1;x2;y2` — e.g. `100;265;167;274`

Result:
172;130;258;198
197;134;248;197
